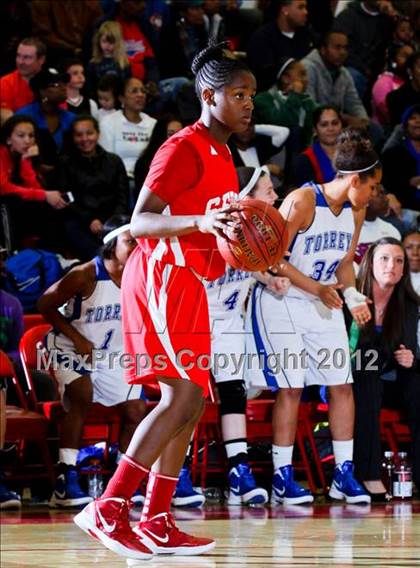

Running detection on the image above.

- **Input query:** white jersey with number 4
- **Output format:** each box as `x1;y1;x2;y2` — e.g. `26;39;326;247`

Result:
206;266;254;383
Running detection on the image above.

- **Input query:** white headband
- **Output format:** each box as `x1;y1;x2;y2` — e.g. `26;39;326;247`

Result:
239;166;270;199
103;224;131;244
337;160;380;175
276;58;295;80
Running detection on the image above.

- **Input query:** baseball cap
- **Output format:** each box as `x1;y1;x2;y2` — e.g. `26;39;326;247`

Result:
30;67;70;92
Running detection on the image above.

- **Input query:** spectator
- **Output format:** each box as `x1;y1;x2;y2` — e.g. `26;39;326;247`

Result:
63;59;99;118
58;116;129;261
158;0;210;80
0;115;67;249
332;0;394;98
403;230;420;293
393;15;415;46
353;237;420;497
372;42;414;126
0;38;46;124
30;0;103;65
386;51;420;126
134;114;184;189
38;216;146;508
228;121;290;188
289;105;343;187
16;68;76;178
99;77;157;180
0;1;32;76
247;0;314;90
87;21;131;96
303;32;372;131
254;57;316;150
112;0;159;83
203;0;225;43
382;104;420;217
354;184;402;265
96;75;120;121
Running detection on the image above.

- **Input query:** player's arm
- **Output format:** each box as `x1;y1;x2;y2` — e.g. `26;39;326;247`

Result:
336;207;372;325
37;264;96;358
131;188;239;239
275;189;343;309
253;271;291;295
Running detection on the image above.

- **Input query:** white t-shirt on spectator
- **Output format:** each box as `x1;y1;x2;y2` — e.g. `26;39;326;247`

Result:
354;217;401;272
99;109;157;177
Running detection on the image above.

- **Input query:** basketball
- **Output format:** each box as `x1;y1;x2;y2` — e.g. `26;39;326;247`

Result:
217;199;289;272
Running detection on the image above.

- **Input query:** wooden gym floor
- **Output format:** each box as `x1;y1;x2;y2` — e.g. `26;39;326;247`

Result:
2;500;420;567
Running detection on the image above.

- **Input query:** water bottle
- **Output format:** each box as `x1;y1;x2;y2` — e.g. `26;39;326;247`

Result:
88;458;104;499
381;451;395;498
392;452;412;500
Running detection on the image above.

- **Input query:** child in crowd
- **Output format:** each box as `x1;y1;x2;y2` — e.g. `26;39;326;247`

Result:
96;75;120;121
63;59;98;118
88;21;131;96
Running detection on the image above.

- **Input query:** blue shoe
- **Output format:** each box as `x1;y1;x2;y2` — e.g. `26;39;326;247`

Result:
49;464;93;508
329;461;371;504
227;462;268;505
0;480;21;509
172;467;206;508
131;489;145;506
271;465;314;505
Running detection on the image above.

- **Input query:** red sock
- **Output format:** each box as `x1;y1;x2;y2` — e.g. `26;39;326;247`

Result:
141;472;178;522
102;455;149;501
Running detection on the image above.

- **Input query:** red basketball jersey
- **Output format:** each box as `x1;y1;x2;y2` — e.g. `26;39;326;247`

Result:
139;121;238;280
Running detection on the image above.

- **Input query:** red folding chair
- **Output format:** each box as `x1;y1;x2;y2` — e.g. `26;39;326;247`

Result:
1;350;54;486
19;325;121;454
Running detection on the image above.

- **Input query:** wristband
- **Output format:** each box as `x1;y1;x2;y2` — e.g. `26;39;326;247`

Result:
343;286;368;310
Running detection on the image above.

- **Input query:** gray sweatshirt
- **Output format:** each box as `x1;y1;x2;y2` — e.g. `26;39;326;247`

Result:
302;49;368;119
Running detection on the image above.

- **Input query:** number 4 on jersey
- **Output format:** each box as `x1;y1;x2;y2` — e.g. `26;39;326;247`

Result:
223;290;239;311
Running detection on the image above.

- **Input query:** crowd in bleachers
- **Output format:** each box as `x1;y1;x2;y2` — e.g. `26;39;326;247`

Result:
0;0;419;510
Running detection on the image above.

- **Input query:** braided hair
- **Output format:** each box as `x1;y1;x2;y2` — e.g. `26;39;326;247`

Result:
191;41;252;100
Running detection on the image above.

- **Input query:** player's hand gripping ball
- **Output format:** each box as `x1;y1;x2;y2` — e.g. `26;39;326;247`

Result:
217;199;288;271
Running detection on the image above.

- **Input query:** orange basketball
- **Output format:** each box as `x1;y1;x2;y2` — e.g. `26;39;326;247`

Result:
217;199;289;272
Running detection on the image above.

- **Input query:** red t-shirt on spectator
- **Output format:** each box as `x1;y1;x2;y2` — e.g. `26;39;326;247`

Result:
117;18;155;80
0;146;45;201
0;71;34;112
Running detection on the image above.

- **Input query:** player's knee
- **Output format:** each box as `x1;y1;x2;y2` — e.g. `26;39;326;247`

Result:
329;383;353;399
64;377;93;409
217;380;247;415
120;399;146;425
278;387;303;402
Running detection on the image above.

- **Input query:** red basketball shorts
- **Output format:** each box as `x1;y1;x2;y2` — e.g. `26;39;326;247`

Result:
121;247;211;397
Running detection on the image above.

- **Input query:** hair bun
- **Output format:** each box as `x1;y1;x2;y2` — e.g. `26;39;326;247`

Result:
191;41;230;76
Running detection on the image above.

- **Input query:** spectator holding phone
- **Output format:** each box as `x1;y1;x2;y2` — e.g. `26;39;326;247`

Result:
0;115;67;249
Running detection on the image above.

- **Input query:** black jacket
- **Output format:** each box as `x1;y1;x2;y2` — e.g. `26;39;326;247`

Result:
247;22;315;91
382;141;420;211
332;0;393;78
57;145;128;225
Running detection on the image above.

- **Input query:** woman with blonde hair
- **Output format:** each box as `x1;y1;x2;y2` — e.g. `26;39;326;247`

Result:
87;21;131;95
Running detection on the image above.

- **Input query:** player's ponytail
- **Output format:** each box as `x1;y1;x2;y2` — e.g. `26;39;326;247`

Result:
192;41;252;99
334;128;381;181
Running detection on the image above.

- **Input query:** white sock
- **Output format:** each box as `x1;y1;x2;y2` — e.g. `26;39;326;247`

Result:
333;439;353;466
224;439;248;460
272;444;293;470
59;448;78;466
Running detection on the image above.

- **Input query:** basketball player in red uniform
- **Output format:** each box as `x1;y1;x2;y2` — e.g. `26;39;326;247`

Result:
74;42;257;561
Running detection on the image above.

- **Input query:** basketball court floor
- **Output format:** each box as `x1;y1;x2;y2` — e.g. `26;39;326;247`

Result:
2;500;420;567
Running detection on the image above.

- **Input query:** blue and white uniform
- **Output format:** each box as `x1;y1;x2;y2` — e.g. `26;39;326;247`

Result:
46;256;143;405
206;266;253;383
245;182;355;389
